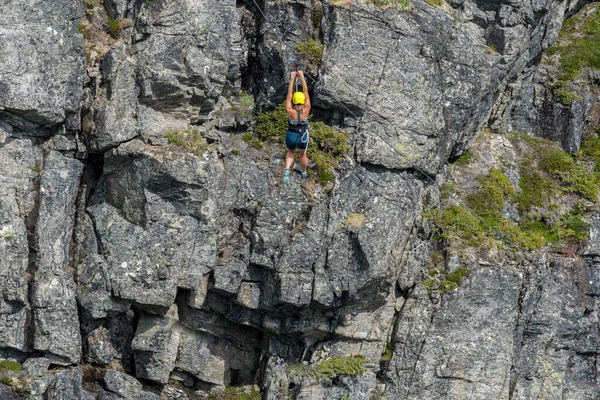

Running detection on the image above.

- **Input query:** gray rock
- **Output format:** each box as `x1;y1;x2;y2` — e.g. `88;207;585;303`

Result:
133;0;245;119
45;368;95;400
492;66;592;153
86;326;118;366
175;329;259;386
87;143;221;308
22;357;50;378
101;370;161;400
87;47;140;152
0;139;41;352
132;305;180;384
0;0;84;128
386;267;521;399
32;151;83;364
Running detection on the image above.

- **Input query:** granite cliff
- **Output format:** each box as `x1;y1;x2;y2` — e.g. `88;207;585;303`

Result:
0;0;600;398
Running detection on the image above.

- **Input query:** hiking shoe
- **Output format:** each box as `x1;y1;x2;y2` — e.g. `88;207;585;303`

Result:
301;172;308;180
283;169;290;184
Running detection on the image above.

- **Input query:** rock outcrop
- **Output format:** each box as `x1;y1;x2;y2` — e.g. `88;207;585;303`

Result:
0;0;599;399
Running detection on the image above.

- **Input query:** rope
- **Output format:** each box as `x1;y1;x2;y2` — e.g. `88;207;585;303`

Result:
252;0;267;20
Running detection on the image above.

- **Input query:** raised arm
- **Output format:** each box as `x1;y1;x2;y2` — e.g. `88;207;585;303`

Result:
286;71;296;113
298;71;310;110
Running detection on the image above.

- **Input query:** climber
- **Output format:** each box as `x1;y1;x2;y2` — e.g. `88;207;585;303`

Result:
283;70;311;184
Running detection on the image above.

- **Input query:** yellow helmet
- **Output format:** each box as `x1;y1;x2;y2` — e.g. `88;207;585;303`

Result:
293;92;305;105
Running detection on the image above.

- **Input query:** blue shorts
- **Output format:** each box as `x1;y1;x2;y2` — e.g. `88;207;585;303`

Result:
285;131;308;150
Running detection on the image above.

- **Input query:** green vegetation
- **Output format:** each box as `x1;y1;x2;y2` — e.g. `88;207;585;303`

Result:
107;18;120;39
231;148;240;156
207;386;260;400
296;39;324;65
254;103;351;183
427;132;596;253
308;121;351;183
0;376;12;386
423;267;470;294
78;22;87;36
373;0;410;9
313;8;323;30
466;168;514;229
425;0;443;6
242;133;254;142
546;6;600;104
255;103;288;142
284;355;366;381
165;128;207;156
315;355;366;379
454;150;473;166
554;7;600;80
381;342;394;362
0;360;21;373
250;138;264;149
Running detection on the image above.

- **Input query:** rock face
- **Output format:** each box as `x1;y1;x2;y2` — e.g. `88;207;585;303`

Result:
0;0;84;128
0;0;599;399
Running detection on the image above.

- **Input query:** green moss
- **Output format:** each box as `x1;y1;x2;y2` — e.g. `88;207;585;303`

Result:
515;159;558;211
423;206;485;246
466;168;514;229
552;203;590;243
315;355;366;379
440;182;456;200
313;8;323;30
165;129;207;156
107;18;120;39
255;103;288;142
284;362;313;378
231;148;240;156
0;376;12;386
423;268;470;294
550;7;600;81
373;0;409;8
454;151;473;166
308;121;351;183
242;133;253;142
0;360;21;373
296;39;324;65
381;342;394;362
250;138;264;149
207;387;260;400
425;0;443;6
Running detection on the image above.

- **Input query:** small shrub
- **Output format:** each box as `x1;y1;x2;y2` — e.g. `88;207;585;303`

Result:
550;6;600;81
250;138;264;149
107;18;120;39
423;267;470;294
381;342;394;362
255;103;288;142
242;133;254;143
296;39;324;65
423;206;485;246
313;8;323;30
466;168;514;229
207;386;260;400
165;129;207;156
454;151;473;166
315;355;366;379
0;360;21;373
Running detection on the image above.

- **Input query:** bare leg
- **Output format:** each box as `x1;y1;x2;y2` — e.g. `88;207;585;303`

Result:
299;150;308;173
285;150;295;170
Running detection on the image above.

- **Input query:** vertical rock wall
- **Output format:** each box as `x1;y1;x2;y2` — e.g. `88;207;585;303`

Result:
0;0;599;398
